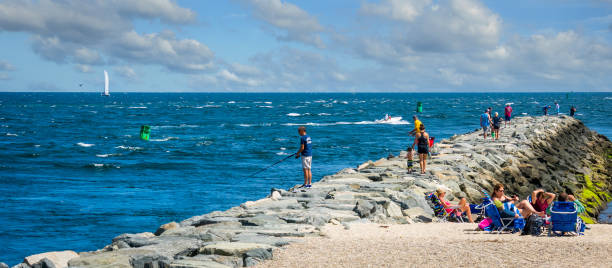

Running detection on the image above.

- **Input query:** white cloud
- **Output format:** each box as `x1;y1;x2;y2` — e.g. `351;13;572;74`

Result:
0;0;210;73
75;64;92;73
238;0;326;48
0;60;14;71
115;66;137;80
360;0;431;22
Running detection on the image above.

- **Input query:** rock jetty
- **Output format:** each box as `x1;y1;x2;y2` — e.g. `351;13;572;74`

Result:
7;116;611;268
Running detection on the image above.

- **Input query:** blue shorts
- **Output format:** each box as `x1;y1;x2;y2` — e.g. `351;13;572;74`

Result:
505;115;511;121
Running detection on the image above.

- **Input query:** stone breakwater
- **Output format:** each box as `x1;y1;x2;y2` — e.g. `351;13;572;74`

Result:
5;116;611;268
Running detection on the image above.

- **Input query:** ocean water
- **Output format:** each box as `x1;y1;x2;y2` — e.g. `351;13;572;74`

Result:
0;92;611;265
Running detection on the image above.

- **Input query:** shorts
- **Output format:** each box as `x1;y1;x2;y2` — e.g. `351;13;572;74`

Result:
301;156;312;169
407;160;414;168
417;146;429;154
482;125;490;132
505;115;511;121
493;125;500;130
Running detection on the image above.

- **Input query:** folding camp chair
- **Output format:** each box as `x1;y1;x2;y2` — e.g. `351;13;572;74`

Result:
481;192;524;234
548;201;584;236
424;192;465;222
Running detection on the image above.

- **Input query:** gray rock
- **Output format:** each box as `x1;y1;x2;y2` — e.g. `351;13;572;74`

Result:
24;251;79;268
201;242;273;257
0;262;7;268
239;214;286;226
230;233;293;247
31;258;56;268
353;200;376;218
154;221;179;236
169;258;230;268
11;264;31;268
112;232;156;248
243;248;273;267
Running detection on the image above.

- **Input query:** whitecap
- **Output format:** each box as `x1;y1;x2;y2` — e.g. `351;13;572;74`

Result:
280;147;286;150
77;142;94;147
264;101;272;104
276;152;289;156
128;106;147;109
604;97;612;100
340;101;348;104
313;100;326;103
257;106;274;108
529;101;539;104
6;133;18;136
238;124;253;127
287;113;301;117
150;137;179;142
93;163;104;167
318;113;331;116
239;106;251;109
96;154;111;158
521;112;528;115
228;101;236;103
202;105;221;108
115;145;143;150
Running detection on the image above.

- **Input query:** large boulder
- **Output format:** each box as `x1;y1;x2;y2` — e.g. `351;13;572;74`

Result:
24;250;79;268
201;242;273;257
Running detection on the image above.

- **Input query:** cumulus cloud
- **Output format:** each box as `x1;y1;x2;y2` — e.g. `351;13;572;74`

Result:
0;60;14;71
194;47;351;91
115;66;137;80
238;0;326;48
0;0;210;73
360;0;431;22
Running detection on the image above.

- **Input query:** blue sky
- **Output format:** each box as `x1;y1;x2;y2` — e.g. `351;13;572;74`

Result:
0;0;611;92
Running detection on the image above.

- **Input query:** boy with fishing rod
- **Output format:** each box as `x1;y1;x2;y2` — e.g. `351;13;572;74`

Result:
295;126;313;188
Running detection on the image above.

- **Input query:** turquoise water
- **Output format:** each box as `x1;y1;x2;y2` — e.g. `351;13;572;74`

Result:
0;92;611;265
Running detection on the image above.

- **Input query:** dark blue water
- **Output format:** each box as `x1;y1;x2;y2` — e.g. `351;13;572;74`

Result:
1;92;611;265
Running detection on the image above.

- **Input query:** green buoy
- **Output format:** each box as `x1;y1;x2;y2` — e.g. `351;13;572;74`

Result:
140;125;150;141
416;102;423;113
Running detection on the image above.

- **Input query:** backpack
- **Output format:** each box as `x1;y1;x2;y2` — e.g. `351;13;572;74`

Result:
521;214;545;236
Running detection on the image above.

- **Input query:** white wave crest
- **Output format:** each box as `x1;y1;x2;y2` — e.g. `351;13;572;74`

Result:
287;113;301;116
283;117;410;126
77;142;94;147
149;137;179;142
6;133;18;136
128;106;147;109
115;145;143;150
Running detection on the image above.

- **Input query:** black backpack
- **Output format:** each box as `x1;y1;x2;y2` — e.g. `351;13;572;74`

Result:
521;214;545;236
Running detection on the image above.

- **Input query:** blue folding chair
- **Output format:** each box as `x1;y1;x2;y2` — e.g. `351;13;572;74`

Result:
548;201;584;236
481;191;524;234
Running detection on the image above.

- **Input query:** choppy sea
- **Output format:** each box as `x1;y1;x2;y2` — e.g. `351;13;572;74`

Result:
1;92;611;265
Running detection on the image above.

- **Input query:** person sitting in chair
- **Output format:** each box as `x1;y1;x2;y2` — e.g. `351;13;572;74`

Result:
436;188;474;223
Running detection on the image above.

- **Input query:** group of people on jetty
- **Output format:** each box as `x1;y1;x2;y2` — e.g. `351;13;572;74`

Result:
292;102;584;233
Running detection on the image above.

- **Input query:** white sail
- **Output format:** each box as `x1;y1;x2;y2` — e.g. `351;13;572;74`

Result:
103;70;110;96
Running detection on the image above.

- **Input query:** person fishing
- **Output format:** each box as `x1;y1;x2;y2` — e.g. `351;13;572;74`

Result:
295;126;312;188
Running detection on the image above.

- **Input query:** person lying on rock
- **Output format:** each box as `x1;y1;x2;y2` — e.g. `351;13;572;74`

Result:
531;189;556;214
492;183;544;218
436;188;474;223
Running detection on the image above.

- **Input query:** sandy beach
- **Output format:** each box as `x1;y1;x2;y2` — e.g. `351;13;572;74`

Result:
258;222;612;268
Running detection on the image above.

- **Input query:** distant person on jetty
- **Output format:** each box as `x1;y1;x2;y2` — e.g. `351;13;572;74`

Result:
555;101;560;115
504;104;513;127
295;126;312;188
492;112;502;140
570;106;576;117
405;147;414;173
435;188;474;223
409;115;423;136
411;124;429;174
492;183;544;218
531;189;556;213
543;105;551;115
480;109;491;140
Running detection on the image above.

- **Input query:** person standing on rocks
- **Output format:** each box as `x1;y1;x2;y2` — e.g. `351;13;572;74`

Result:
543;105;551;116
570;106;576;117
555;101;560;115
480;109;491;140
504;104;513;127
411;124;429;174
409;115;423;136
492;112;502;140
295;126;312;188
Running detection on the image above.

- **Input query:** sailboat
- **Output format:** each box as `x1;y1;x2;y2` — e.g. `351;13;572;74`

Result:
102;70;110;96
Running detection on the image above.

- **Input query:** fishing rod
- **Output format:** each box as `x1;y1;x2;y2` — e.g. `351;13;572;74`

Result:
249;152;297;177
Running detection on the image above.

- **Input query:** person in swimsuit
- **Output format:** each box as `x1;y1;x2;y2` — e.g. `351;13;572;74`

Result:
492;112;502;140
436;188;474;223
492;183;544;218
411;124;429;174
531;189;556;213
